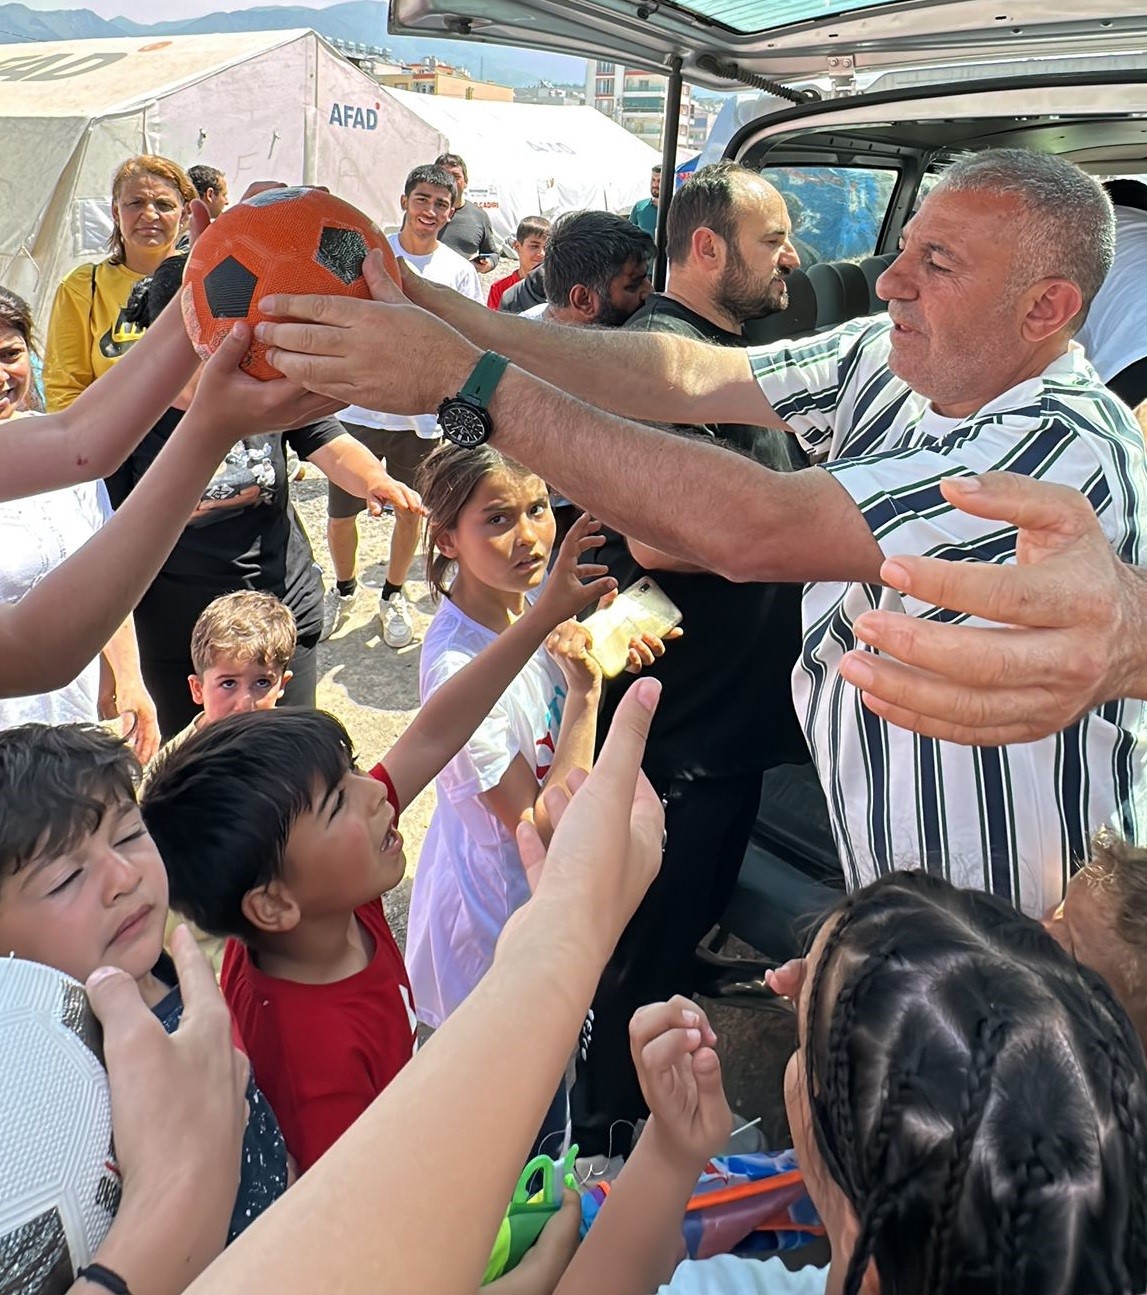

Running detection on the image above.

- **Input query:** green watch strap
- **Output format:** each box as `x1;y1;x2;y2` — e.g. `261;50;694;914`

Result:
458;351;510;408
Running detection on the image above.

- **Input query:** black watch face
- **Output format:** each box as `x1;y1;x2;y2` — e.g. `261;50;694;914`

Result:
439;399;491;448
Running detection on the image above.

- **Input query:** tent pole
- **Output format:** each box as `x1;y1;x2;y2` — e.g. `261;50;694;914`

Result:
654;56;682;291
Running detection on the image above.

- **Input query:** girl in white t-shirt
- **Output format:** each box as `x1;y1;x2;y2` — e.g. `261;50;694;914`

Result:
408;444;608;1032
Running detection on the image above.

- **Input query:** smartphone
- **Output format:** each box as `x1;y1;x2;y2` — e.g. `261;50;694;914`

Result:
581;577;683;679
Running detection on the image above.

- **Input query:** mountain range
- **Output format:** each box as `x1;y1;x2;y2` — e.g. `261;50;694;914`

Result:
0;0;588;87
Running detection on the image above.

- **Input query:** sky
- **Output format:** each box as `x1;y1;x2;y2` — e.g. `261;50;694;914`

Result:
18;0;352;20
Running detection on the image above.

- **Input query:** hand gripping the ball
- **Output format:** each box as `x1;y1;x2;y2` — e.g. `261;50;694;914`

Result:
256;248;481;416
185;323;343;449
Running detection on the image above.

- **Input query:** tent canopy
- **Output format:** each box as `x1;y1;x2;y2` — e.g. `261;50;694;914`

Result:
0;30;661;321
0;31;442;320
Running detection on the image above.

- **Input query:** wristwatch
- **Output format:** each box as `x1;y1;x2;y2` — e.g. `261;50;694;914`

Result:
437;351;509;448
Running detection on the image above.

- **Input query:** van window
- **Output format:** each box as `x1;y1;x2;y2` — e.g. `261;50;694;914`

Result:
761;165;897;265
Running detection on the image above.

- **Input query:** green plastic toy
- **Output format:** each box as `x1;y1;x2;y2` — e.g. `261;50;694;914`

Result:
481;1145;579;1285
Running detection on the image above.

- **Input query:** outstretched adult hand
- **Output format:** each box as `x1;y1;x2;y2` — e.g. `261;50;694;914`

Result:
513;677;665;968
256;249;479;414
838;472;1146;745
78;926;248;1295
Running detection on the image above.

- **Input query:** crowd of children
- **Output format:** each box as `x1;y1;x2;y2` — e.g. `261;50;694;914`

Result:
0;150;1146;1295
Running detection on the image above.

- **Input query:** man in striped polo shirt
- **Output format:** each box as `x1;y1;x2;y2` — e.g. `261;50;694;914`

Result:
257;148;1147;920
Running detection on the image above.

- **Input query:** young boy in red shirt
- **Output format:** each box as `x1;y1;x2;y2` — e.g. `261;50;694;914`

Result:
487;216;551;310
140;516;611;1170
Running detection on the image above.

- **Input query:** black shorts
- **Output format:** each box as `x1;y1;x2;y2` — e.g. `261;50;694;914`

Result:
326;422;438;519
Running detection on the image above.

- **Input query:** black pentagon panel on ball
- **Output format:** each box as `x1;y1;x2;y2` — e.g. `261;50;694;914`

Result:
203;256;260;318
60;980;104;1064
316;225;369;285
247;186;309;207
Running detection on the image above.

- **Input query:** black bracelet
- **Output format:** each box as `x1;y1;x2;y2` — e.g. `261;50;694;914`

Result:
75;1264;132;1295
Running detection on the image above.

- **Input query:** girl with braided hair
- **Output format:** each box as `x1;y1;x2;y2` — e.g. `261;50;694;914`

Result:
555;871;1147;1295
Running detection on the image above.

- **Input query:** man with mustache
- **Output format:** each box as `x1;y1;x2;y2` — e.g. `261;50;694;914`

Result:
623;162;798;459
258;148;1147;930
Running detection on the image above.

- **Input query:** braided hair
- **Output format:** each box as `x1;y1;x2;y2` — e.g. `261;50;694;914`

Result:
800;871;1147;1295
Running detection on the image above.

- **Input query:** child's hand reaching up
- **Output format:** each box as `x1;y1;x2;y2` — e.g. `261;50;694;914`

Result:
551;992;731;1295
534;512;615;629
630;997;733;1172
546;619;602;693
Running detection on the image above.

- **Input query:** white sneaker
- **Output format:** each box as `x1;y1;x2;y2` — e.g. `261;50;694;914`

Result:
319;587;353;642
380;590;414;649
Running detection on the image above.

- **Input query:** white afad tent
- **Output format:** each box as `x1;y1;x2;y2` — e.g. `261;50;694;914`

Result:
0;30;442;321
0;30;661;323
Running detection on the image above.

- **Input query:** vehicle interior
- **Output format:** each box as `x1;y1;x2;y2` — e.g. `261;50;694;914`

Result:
739;71;1147;344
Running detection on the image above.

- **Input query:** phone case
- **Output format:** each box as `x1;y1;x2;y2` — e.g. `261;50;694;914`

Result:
582;577;683;678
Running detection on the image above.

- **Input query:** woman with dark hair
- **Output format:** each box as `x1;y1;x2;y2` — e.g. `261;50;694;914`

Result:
106;255;421;736
559;870;1147;1295
0;285;158;753
44;154;195;411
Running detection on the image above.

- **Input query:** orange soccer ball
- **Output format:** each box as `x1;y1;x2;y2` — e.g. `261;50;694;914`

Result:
181;186;400;380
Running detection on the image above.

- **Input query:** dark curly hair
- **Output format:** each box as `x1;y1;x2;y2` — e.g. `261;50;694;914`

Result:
801;871;1147;1295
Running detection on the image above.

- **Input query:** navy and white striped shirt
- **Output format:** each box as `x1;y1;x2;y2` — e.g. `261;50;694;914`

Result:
750;318;1147;917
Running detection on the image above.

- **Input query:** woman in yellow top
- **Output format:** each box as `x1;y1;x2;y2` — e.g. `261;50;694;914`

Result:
44;154;195;411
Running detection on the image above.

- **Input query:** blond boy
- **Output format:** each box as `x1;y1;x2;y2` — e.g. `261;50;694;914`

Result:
157;590;296;761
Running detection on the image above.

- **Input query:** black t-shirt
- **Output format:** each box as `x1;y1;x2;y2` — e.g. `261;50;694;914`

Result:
105;412;340;657
595;294;810;780
500;264;547;314
624;294;811;470
440;200;498;262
